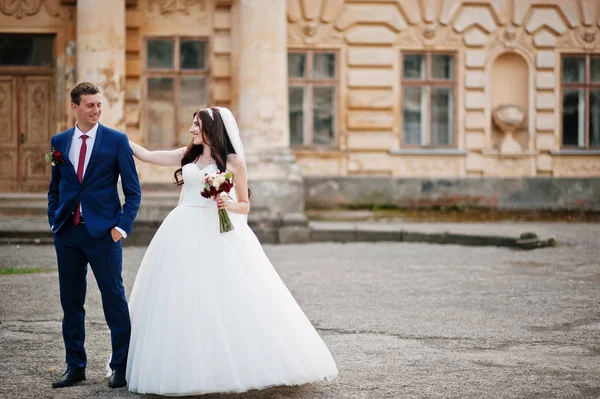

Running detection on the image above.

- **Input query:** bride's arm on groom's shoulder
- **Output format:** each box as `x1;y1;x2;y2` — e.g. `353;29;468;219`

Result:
217;154;249;215
128;140;186;167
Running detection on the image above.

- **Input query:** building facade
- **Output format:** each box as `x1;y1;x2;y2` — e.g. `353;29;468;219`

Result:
1;0;600;197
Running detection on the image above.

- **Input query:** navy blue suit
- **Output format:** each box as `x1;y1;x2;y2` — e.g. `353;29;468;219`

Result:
47;123;141;372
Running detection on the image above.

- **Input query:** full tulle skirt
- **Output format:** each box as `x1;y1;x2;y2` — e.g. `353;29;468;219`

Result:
125;204;338;396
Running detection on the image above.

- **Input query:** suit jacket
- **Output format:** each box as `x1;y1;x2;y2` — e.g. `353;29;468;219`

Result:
47;123;141;238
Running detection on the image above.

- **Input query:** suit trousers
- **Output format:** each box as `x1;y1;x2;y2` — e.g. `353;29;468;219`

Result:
53;217;130;371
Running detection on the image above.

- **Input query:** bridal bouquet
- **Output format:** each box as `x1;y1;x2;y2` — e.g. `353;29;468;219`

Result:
201;170;234;233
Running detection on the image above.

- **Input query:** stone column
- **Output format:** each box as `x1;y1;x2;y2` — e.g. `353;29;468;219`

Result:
76;0;126;131
235;0;289;150
232;0;308;243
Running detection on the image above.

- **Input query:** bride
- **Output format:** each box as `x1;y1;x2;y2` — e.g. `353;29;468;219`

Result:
125;107;338;395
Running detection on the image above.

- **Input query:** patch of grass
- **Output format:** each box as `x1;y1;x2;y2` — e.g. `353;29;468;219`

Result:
0;267;55;275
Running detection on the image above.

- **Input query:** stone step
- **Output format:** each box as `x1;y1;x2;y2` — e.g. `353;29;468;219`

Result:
0;217;556;249
0;193;180;218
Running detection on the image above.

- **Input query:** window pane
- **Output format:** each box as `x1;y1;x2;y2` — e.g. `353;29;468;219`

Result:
0;34;53;67
180;40;206;70
178;77;207;145
562;56;585;83
288;53;306;78
313;53;336;79
590;90;600;147
403;87;426;145
431;87;453;145
147;39;174;69
313;86;335;145
591;57;600;83
403;54;425;80
562;89;586;147
431;55;453;80
147;78;175;147
289;86;304;145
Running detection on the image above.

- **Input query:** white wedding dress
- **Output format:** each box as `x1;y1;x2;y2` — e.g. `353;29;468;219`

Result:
125;163;338;396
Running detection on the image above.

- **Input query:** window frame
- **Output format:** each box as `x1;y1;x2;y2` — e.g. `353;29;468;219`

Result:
400;51;457;149
287;49;339;148
143;36;211;148
560;53;600;150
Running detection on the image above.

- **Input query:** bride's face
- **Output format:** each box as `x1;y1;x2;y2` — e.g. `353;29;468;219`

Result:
189;115;204;145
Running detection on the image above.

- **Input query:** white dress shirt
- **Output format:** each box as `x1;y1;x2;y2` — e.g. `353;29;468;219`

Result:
67;123;127;238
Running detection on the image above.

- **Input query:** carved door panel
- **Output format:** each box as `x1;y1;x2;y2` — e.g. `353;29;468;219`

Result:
19;76;54;192
0;77;18;192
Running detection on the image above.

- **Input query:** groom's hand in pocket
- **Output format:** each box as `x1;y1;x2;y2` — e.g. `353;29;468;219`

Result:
111;228;123;242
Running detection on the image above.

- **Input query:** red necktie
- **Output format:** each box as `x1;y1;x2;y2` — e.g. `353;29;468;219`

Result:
73;134;88;225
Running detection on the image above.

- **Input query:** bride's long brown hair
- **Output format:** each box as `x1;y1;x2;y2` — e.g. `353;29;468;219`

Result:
174;108;250;196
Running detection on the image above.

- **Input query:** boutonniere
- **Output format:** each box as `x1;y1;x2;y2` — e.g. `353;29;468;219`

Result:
44;148;65;166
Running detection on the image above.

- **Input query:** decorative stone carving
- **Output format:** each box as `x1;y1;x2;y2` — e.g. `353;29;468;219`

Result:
558;27;599;49
288;22;343;45
423;25;436;39
398;24;461;47
148;0;205;15
504;28;516;42
487;28;534;54
583;30;595;43
0;0;58;19
303;22;318;37
492;105;526;153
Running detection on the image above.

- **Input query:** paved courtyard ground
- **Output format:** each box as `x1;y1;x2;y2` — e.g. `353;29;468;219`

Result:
1;222;599;399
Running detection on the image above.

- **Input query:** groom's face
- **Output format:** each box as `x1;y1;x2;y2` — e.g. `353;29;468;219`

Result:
72;94;102;127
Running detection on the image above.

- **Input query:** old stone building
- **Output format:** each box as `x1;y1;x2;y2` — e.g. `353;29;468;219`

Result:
1;0;599;212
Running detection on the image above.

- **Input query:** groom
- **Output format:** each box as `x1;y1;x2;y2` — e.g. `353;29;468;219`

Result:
47;82;141;389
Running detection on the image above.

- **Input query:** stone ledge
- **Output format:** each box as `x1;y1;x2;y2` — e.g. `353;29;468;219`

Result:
309;228;556;250
304;177;600;211
550;150;600;156
389;149;468;156
0;222;556;250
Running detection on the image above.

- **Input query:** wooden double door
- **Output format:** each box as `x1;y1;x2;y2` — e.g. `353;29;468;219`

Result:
0;74;55;192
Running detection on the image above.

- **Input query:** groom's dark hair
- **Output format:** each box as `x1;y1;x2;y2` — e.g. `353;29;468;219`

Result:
71;82;101;105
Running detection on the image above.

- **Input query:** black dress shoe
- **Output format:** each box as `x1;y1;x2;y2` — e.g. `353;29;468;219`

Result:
108;369;127;388
52;368;86;388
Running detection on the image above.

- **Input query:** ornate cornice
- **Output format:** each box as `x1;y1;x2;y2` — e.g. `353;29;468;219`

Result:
148;0;205;15
0;0;59;19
